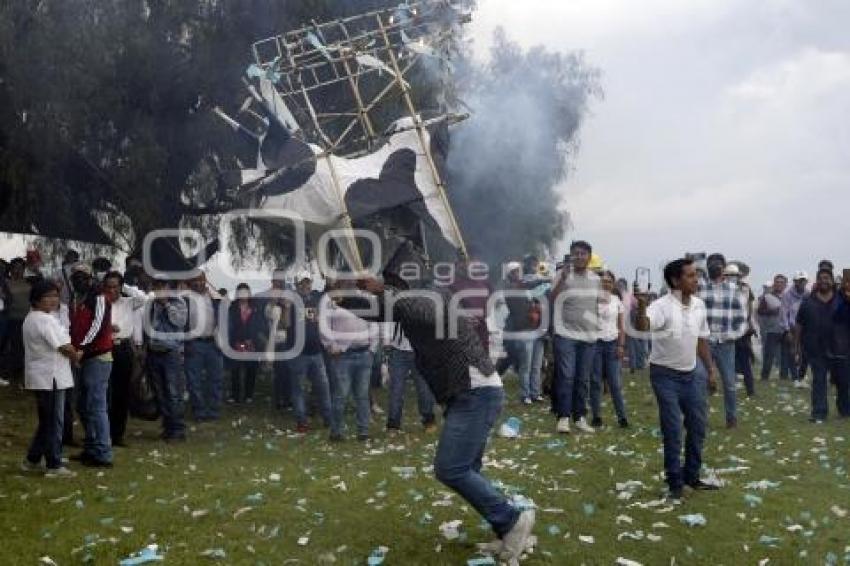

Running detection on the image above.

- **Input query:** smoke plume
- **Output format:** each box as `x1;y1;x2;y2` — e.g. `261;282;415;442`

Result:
446;27;602;266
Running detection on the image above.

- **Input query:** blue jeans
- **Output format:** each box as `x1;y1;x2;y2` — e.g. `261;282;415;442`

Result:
590;339;627;421
82;358;113;462
434;387;519;537
387;348;435;429
330;350;373;436
288;353;332;426
709;341;737;423
552;336;596;420
529;337;545;398
627;336;647;370
505;339;534;399
184;340;223;420
760;332;783;380
809;356;850;420
27;385;66;469
147;350;186;437
650;364;708;491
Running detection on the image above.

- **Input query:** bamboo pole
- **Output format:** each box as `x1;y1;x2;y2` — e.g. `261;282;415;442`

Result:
375;13;468;259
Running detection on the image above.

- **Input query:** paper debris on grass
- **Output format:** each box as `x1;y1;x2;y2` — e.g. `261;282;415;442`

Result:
578;535;595;544
119;544;164;565
367;546;389;565
467;557;497;566
616;514;634;525
744;494;763;507
616;558;644;566
297;534;310;546
830;505;847;518
744;480;781;490
199;548;226;559
269;473;281;482
39;558;58;566
678;513;707;527
758;535;781;547
439;520;463;540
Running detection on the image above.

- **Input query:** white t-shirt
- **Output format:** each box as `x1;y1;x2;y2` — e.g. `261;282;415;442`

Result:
23;310;74;390
647;293;710;372
598;295;624;342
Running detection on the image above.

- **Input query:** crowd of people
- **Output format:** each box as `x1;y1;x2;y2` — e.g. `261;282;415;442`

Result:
1;243;848;560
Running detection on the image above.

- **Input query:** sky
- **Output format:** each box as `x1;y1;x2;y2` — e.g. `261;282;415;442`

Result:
470;0;850;289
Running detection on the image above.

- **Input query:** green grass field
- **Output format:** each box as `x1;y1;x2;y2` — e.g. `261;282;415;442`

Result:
1;370;849;565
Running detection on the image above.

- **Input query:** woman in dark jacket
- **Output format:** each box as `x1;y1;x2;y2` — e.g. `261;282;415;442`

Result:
227;283;265;403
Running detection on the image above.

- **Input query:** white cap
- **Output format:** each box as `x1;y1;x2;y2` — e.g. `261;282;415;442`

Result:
793;270;809;281
295;269;312;282
505;261;522;277
723;264;740;276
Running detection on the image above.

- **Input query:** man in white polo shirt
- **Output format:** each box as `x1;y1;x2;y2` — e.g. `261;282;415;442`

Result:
636;257;719;501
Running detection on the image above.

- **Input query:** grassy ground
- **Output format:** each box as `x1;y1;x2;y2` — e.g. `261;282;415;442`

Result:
1;369;849;565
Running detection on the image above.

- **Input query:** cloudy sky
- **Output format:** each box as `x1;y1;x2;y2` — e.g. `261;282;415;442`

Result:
470;0;850;288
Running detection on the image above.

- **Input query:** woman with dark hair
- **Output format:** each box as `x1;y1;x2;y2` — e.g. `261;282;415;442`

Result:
227;283;265;403
590;270;629;428
21;280;82;477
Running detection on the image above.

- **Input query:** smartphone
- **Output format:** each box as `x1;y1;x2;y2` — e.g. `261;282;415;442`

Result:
635;267;651;294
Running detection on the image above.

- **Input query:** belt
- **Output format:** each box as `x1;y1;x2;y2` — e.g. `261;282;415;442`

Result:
148;345;177;354
190;336;215;342
344;345;371;354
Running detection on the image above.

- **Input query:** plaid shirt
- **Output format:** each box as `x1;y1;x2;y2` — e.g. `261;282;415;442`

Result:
698;277;748;342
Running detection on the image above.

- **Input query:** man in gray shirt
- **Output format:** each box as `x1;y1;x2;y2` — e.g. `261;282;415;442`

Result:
550;240;600;434
758;274;788;381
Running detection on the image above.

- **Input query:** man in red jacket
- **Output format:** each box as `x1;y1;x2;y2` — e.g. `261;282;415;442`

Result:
68;263;115;467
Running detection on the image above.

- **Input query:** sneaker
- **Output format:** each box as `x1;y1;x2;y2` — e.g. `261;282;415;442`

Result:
533;395;545;403
666;487;684;503
686;479;720;491
725;417;738;429
386;426;402;436
423;422;438;434
574;417;595;433
501;509;535;560
618;417;630;429
81;457;113;468
371;403;384;415
20;458;44;473
226;397;236;404
521;397;533;406
590;416;603;427
809;417;825;424
295;423;309;434
328;433;344;442
356;433;370;442
45;467;77;478
556;417;571;434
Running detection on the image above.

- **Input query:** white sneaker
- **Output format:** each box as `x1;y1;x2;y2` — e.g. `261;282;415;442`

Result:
574;417;595;433
20;458;43;473
556;417;571;434
501;509;535;560
45;467;77;478
371;403;384;415
522;397;533;406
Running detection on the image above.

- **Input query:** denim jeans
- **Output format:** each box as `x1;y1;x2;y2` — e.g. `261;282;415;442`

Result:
552;335;596;420
735;336;756;397
434;386;520;537
387;348;435;429
184;339;224;419
505;338;534;399
27;385;66;469
709;341;737;423
108;342;133;442
273;359;291;409
288;353;332;426
529;337;545;398
650;364;708;491
809;355;850;420
330;350;372;436
780;332;795;379
627;337;647;370
82;358;113;462
590;339;627;421
147;350;186;437
760;332;783;380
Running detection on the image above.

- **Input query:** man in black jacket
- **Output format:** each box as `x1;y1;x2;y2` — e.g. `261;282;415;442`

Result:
342;274;535;561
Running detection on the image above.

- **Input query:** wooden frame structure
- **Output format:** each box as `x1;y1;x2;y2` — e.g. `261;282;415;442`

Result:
247;1;471;263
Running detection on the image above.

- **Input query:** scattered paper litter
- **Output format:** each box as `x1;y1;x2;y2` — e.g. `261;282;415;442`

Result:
297;535;310;546
830;505;847;518
119;544;164;565
616;559;644;566
39;558;58;566
678;513;707;527
199;548;226;559
578;535;595;544
367;546;389;565
744;480;781;490
439;520;463;540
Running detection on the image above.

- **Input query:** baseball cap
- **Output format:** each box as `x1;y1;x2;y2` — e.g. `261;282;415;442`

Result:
723;264;740;276
793;270;809;281
70;262;92;276
505;261;522;276
295;269;312;282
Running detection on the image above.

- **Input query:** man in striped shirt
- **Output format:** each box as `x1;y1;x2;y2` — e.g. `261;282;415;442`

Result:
697;253;747;428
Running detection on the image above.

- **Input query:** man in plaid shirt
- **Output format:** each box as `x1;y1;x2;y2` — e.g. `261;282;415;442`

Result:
698;253;748;428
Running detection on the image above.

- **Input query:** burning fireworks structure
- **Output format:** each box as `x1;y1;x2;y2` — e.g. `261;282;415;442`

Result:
212;1;474;276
